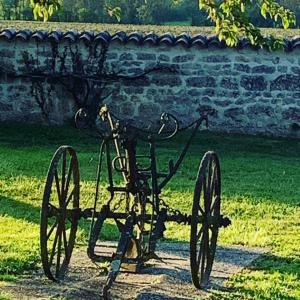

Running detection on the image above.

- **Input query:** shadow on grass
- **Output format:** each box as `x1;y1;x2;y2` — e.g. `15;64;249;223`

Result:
0;195;40;224
0;195;119;241
210;253;300;300
252;253;300;278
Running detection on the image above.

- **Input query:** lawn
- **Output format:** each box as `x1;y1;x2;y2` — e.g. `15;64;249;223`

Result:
1;20;300;38
0;122;299;299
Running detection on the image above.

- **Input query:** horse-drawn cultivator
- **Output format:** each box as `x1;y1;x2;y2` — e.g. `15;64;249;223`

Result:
40;105;231;298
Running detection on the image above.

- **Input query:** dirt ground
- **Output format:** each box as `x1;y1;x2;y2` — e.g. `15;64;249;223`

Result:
1;242;265;300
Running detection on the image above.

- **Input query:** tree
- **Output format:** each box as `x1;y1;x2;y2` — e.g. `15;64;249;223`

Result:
0;0;27;20
199;0;296;49
137;0;172;25
30;0;296;49
30;0;61;21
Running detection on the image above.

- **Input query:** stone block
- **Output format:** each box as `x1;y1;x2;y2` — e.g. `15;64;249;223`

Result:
277;66;288;73
241;76;267;91
202;89;215;97
119;53;134;61
247;105;273;116
120;102;135;116
234;63;250;73
220;77;239;90
197;104;218;117
214;99;232;107
252;65;275;74
202;55;231;63
272;57;280;64
107;53;118;60
224;107;244;119
186;76;216;88
235;55;250;63
271;74;300;91
158;54;170;62
291;67;300;74
127;68;143;74
0;102;13;111
263;92;272;98
124;87;144;95
173;54;195;63
0;49;15;58
130;95;139;103
124;77;151;87
188;89;202;97
136;53;156;60
139;102;161;116
146;89;158;96
152;76;182;87
282;107;300;121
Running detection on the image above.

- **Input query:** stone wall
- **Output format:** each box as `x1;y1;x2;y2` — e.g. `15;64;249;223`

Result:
0;32;299;138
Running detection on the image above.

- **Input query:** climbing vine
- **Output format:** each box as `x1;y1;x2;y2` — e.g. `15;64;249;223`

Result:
0;41;175;126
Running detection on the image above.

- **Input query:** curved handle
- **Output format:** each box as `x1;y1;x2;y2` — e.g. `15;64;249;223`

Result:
74;108;89;129
154;112;179;141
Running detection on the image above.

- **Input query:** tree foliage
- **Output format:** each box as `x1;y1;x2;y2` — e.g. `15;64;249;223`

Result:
30;0;61;21
199;0;296;49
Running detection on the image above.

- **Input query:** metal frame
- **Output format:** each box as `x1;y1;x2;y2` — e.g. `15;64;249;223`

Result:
40;105;231;298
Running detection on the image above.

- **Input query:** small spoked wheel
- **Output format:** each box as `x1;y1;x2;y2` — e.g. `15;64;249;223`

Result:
190;151;221;289
40;146;80;281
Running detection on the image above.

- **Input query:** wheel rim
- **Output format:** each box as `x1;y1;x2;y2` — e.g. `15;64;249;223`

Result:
40;146;79;281
190;151;221;289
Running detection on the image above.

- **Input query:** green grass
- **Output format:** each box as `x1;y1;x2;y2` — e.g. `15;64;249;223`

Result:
0;122;299;299
0;293;11;300
163;20;192;26
1;20;300;37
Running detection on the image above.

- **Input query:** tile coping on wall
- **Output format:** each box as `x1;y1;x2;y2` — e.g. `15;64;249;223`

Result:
1;28;300;51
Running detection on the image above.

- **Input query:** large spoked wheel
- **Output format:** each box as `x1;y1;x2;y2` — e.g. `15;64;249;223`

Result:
40;146;80;281
190;151;221;289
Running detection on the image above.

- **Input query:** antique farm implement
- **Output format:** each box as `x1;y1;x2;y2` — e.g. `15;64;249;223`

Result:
40;105;231;298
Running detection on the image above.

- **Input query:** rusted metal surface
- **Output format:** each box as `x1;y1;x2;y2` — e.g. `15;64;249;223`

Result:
40;105;231;299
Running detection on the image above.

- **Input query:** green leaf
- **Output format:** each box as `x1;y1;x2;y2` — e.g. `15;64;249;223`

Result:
33;5;39;20
260;3;267;19
107;6;122;22
282;18;289;29
241;2;245;13
38;7;44;18
48;5;54;16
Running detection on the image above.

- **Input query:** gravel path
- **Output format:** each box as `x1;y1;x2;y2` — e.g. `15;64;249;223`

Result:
1;242;265;300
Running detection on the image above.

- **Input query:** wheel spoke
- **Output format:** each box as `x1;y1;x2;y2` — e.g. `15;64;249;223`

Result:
64;158;73;201
199;230;207;279
64;188;74;209
49;203;59;212
54;170;61;201
62;226;69;258
60;151;67;203
56;225;63;277
197;238;202;266
209;196;219;215
196;226;203;241
206;162;212;194
206;161;213;212
199;178;206;215
49;227;60;267
198;206;204;216
205;228;210;260
47;219;58;241
210;163;216;199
